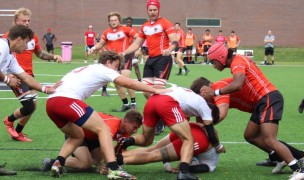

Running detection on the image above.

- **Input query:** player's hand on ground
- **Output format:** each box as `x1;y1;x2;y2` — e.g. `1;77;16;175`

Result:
216;144;226;154
96;160;108;175
54;55;62;63
163;162;179;173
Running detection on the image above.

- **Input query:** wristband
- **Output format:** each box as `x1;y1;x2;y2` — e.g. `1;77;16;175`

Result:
214;89;221;96
41;85;48;94
4;75;10;85
216;143;223;150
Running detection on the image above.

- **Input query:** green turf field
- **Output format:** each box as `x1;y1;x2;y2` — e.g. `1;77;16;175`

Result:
0;46;304;179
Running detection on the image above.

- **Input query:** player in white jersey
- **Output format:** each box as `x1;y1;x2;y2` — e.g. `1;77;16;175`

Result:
45;50;170;179
115;87;225;180
0;25;60;176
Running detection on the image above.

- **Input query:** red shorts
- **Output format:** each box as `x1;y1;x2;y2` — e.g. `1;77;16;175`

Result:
143;95;186;127
169;123;209;159
46;97;94;128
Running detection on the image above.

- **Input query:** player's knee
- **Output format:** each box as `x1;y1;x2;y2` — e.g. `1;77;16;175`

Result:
20;100;36;116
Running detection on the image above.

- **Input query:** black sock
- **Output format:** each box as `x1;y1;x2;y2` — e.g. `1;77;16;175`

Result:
280;140;304;160
8;114;17;122
102;85;107;91
122;98;129;105
269;151;282;162
56;156;66;166
15;124;24;133
131;98;136;104
179;162;189;174
106;161;119;170
189;164;210;173
179;68;182;73
183;66;188;71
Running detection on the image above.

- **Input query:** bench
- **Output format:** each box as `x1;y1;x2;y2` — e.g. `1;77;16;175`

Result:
236;49;254;59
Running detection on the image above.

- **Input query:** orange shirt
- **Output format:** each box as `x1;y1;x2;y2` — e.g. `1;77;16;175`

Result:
185;33;196;46
227;35;240;48
83;112;128;141
138;17;175;57
212;78;255;113
3;32;41;76
195;43;204;54
102;25;136;53
176;29;185;48
230;55;277;102
202;34;213;46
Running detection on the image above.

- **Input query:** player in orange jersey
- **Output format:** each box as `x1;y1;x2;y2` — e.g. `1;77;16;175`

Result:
200;43;304;179
2;8;62;142
202;29;213;64
185;28;196;63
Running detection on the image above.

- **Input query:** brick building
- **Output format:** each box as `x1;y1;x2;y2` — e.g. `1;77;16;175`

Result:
1;0;303;47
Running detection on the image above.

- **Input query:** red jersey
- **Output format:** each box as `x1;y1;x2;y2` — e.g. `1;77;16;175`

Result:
85;31;96;46
212;78;255;113
3;32;41;76
176;29;185;48
102;26;136;53
230;55;277;102
83;112;128;141
138;17;175;57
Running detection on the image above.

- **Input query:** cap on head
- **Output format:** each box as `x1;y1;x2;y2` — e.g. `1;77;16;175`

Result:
47;28;51;31
146;0;160;10
208;43;228;66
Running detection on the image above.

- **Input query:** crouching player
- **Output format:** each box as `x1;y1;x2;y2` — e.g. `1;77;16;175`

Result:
42;110;142;178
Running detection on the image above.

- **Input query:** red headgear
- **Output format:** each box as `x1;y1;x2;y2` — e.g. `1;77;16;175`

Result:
208;43;228;66
146;0;160;10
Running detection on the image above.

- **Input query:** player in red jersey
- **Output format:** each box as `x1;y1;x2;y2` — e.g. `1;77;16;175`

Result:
84;25;97;63
122;0;178;99
200;43;304;179
2;8;62;142
89;12;138;112
42;110;142;175
174;22;190;76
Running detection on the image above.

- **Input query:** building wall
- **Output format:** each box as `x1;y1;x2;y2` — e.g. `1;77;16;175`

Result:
1;0;303;47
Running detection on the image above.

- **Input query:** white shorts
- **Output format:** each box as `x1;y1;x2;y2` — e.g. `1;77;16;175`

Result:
196;147;219;172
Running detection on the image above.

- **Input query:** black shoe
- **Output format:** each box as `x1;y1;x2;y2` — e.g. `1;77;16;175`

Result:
112;105;131;112
41;158;55;172
0;163;17;176
177;171;199;180
176;72;182;76
256;158;277;166
185;69;190;75
101;91;110;97
299;103;304;113
130;104;137;110
155;120;165;135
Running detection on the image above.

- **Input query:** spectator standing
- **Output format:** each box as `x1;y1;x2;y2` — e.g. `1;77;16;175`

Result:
84;25;97;64
264;30;275;65
185;28;196;63
42;28;57;62
202;29;213;64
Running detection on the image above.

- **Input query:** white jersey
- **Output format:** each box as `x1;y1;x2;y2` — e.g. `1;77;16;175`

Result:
163;87;213;121
196;147;219;172
0;38;24;74
48;64;121;100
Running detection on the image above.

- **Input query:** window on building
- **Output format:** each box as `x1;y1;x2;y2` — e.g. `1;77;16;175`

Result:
186;18;221;27
122;17;147;26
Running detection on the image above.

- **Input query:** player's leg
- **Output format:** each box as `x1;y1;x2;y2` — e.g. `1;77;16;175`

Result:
84;46;88;63
65;146;93;170
132;62;141;82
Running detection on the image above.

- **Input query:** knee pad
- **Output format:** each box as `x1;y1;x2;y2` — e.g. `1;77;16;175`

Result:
20;99;36;116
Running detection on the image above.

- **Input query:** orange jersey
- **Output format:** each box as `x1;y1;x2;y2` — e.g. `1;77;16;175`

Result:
102;26;137;53
227;35;240;48
176;29;185;48
185;33;196;46
212;78;255;113
196;43;204;54
230;55;277;102
138;17;175;57
202;34;213;46
83;112;128;141
3;32;41;76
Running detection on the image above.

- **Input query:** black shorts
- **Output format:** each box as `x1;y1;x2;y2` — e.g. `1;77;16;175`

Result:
46;44;54;52
143;55;173;80
228;48;237;53
10;75;35;99
141;46;149;56
80;138;100;152
204;45;211;54
186;46;193;51
86;45;94;52
250;90;283;125
265;47;274;56
121;54;133;70
174;47;185;53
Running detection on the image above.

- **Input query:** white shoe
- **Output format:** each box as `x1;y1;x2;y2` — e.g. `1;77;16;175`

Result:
84;60;88;63
94;59;98;64
272;161;287;174
289;170;304;180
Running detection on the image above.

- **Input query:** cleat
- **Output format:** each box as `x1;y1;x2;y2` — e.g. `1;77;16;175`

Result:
185;69;190;75
298;158;304;168
177;171;200;180
102;91;110;97
299;104;304;114
272;161;287;174
130;104;137;110
176;72;182;76
42;158;55;172
0;163;17;176
107;169;136;180
51;160;65;178
289;169;304;180
256;158;277;167
3;117;18;138
155;120;165;135
12;133;32;142
112;105;131;112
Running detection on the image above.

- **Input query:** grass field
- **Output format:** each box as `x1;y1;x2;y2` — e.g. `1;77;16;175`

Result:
0;46;304;180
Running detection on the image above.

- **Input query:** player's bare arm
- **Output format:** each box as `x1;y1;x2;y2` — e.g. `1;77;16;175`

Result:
123;37;144;56
35;49;62;63
88;38;106;55
162;33;178;56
